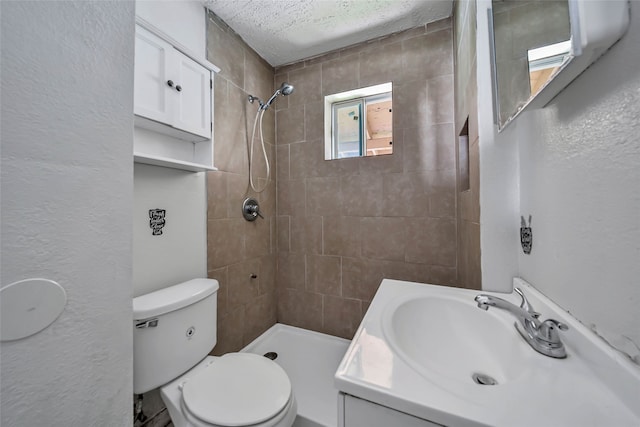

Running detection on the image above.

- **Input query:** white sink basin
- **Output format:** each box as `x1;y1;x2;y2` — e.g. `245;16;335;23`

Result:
335;279;640;427
383;295;528;388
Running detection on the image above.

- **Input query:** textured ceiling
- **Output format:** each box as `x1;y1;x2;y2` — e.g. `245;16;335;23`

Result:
203;0;453;66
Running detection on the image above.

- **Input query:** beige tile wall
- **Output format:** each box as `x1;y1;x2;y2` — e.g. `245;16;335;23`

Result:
206;12;278;354
274;17;459;339
454;1;481;290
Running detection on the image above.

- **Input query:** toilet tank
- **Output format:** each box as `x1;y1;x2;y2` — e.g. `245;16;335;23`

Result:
133;278;218;394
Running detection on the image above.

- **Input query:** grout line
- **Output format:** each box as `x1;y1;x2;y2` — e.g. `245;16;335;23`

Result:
321;215;324;255
339;255;343;297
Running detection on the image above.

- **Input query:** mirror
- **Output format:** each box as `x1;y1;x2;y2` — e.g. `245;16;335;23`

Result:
324;83;393;160
490;0;630;131
491;0;571;129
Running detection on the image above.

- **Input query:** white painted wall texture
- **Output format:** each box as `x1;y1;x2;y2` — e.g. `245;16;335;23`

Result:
476;0;640;354
515;2;640;352
132;1;209;297
134;164;207;297
476;0;521;294
0;1;135;426
136;0;207;57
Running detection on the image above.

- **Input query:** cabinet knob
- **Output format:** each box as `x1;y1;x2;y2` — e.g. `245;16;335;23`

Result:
176;85;182;92
167;80;174;87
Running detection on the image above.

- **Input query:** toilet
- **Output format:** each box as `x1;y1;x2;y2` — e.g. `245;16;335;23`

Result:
133;279;297;427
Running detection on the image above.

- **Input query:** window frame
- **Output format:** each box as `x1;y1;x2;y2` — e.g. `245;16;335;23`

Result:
324;82;393;160
331;98;364;159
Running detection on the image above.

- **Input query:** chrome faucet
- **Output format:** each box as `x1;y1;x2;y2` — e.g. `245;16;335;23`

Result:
474;288;569;358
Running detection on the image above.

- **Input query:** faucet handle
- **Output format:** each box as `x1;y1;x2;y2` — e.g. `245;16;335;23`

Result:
542;318;569;331
538;318;569;346
514;287;540;317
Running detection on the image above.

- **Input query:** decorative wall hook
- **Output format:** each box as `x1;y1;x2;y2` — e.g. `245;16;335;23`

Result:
520;215;532;254
149;209;166;236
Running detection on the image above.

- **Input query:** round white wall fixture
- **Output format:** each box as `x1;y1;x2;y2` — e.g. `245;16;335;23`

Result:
1;278;67;341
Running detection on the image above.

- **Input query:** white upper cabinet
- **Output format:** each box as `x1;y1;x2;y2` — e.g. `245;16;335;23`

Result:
134;24;212;141
133;18;220;172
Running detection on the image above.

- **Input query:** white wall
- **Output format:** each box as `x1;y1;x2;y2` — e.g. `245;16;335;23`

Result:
477;0;640;355
476;0;521;293
133;1;209;296
134;164;207;296
0;2;135;426
136;0;206;57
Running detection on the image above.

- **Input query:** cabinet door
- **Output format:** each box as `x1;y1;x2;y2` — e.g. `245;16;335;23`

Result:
134;26;174;124
172;53;211;139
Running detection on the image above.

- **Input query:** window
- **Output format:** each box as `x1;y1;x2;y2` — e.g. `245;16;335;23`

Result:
324;83;393;160
527;40;571;96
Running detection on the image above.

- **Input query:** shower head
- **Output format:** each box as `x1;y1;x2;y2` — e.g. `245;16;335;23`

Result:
263;82;295;109
279;82;294;96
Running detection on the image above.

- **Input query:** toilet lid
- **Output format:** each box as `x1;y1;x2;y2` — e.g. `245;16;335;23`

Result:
182;353;292;426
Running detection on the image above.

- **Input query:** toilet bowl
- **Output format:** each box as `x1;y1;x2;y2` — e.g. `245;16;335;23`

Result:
133;279;296;427
161;354;297;427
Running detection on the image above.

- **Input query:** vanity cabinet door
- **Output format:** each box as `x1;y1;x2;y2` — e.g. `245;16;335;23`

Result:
342;395;443;427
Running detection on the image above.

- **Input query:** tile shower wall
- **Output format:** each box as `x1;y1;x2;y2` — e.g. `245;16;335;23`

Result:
275;18;458;339
205;12;277;354
454;1;481;289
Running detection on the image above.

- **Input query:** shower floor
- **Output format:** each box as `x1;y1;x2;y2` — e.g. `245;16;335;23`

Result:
242;324;350;427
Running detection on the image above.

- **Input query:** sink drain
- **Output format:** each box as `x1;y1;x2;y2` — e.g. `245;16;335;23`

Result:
263;352;278;360
472;372;498;385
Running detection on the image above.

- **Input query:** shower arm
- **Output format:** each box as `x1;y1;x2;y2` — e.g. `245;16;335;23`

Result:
247;94;265;109
248;90;281;111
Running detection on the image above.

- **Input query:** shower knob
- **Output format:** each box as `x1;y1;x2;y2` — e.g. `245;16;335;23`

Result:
167;80;174;87
175;85;182;92
242;198;263;221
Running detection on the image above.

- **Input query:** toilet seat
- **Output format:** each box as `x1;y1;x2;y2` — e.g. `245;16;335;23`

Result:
181;391;296;427
181;353;293;427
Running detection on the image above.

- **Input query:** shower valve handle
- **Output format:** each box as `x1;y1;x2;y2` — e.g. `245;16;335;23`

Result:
250;205;264;219
242;198;263;221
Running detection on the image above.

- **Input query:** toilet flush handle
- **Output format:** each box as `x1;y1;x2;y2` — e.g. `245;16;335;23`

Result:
135;318;158;329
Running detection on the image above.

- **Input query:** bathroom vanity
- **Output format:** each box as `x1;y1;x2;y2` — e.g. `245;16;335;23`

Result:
335;279;640;427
